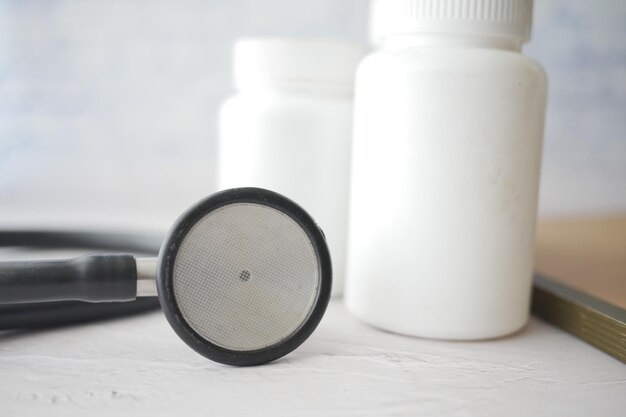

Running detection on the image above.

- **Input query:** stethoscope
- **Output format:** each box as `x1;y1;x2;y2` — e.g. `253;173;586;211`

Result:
0;187;332;366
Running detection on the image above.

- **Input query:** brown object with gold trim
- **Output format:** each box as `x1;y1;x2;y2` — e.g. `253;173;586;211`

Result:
532;217;626;363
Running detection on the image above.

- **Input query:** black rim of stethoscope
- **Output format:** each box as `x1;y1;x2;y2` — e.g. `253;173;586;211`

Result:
0;230;163;330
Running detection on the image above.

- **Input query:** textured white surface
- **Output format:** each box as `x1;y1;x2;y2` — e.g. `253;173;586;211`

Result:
1;301;624;417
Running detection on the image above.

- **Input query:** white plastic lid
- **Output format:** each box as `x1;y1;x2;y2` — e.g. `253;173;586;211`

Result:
233;38;364;92
370;0;534;44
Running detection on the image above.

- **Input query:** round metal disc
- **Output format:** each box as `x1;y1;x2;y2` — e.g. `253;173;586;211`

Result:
157;188;332;366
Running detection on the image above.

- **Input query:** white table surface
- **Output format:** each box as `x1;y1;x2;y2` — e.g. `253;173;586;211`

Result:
1;300;624;417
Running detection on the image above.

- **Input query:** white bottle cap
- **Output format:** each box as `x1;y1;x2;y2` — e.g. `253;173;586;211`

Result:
370;0;534;44
233;38;364;92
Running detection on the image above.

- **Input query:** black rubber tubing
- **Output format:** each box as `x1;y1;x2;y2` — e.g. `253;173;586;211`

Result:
0;298;160;329
0;254;137;304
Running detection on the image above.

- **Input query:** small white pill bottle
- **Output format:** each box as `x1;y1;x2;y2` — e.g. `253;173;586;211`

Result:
346;0;547;338
218;38;364;296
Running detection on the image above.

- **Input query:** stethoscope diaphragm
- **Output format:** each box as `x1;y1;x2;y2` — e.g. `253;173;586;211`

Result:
157;187;332;365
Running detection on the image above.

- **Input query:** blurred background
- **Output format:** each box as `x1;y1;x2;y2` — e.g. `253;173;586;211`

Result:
0;0;624;232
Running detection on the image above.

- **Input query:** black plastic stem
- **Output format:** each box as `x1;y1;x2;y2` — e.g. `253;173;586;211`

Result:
0;254;137;304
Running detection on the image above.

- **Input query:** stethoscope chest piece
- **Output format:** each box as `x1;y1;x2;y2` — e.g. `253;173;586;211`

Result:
157;188;332;366
0;187;332;366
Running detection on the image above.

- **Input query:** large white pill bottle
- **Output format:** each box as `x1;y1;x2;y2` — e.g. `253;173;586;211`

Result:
346;0;547;339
